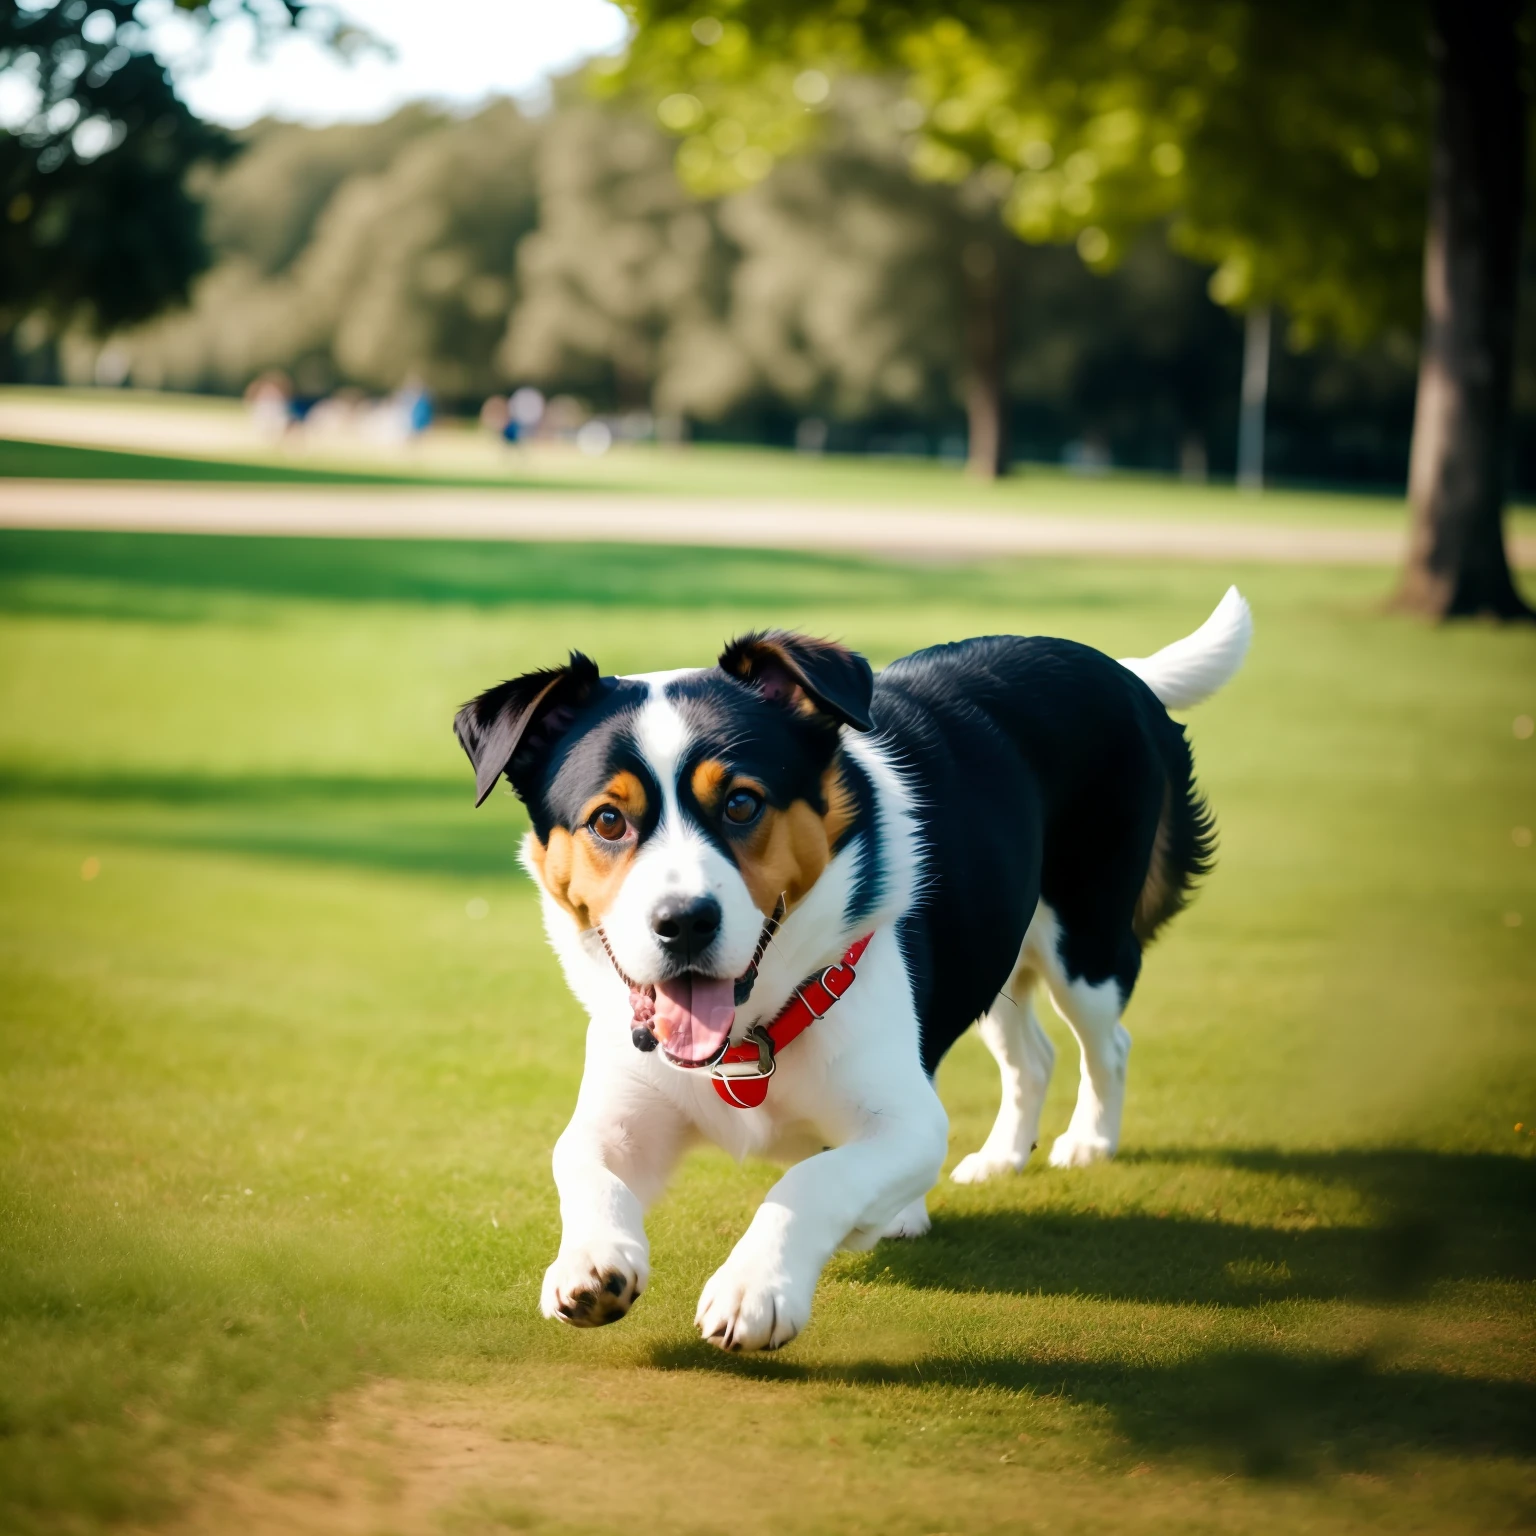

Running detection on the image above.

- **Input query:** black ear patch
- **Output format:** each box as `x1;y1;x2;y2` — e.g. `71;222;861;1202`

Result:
718;631;874;732
454;652;601;806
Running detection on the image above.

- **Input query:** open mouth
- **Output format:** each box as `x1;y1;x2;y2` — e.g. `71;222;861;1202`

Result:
651;974;737;1068
600;898;785;1070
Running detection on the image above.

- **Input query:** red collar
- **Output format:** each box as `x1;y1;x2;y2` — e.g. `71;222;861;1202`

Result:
710;933;873;1109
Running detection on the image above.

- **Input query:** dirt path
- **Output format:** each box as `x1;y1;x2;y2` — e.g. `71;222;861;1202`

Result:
4;477;1531;568
145;1370;1292;1536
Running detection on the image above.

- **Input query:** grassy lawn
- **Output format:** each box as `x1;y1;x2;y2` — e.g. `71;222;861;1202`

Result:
1;528;1533;1535
0;428;1436;526
14;385;1536;538
0;435;491;489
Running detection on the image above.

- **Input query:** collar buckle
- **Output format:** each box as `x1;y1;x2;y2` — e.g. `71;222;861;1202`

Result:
709;1024;776;1082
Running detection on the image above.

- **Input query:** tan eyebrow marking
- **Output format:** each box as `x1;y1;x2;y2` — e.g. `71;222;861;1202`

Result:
579;770;648;826
690;758;729;813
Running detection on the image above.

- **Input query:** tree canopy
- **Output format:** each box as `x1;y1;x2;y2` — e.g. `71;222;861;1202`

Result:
1;0;226;335
117;104;538;400
614;0;1439;347
502;97;736;415
0;0;364;338
615;0;1535;617
106;88;1444;488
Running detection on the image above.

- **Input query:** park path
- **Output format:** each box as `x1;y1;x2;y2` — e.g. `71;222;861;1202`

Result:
3;477;1532;567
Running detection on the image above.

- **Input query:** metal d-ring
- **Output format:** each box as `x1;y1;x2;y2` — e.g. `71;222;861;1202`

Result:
710;1024;776;1082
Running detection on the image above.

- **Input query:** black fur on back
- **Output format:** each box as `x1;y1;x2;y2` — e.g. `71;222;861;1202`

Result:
871;634;1219;1077
455;627;1223;1084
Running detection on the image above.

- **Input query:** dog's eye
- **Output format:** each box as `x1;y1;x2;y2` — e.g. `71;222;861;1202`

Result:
723;789;763;826
589;806;628;842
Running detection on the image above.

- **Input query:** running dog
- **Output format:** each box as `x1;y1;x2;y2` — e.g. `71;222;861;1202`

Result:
454;588;1251;1351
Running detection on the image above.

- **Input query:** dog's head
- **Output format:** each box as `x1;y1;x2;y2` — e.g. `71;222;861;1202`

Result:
455;632;873;1067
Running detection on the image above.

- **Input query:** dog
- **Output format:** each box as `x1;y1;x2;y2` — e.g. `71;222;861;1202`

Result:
454;587;1251;1351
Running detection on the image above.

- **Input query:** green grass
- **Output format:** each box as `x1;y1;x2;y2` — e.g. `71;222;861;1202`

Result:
8;428;1536;545
0;434;517;488
5;427;1420;520
1;528;1534;1535
14;384;1536;537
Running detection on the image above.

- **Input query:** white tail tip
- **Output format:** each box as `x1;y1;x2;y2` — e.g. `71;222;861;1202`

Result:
1119;586;1253;710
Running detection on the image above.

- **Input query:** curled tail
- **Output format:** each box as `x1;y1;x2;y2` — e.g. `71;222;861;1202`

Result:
1119;586;1252;710
1124;587;1251;941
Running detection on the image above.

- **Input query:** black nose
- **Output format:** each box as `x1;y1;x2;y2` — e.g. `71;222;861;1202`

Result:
651;895;722;964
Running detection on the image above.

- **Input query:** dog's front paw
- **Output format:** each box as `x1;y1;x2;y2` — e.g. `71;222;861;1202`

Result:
541;1237;647;1327
695;1253;811;1352
950;1147;1031;1183
1047;1129;1114;1168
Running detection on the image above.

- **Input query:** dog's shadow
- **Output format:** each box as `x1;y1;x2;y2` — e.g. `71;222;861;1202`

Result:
647;1148;1536;1477
871;1146;1536;1307
649;1338;1536;1476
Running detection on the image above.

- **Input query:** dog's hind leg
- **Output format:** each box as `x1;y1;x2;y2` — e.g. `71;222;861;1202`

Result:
949;962;1056;1184
1026;910;1132;1168
875;1195;932;1241
1043;978;1129;1168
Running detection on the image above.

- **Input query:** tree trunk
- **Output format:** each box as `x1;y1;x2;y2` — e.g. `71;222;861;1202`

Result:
1396;0;1533;619
963;239;1008;479
1236;307;1271;492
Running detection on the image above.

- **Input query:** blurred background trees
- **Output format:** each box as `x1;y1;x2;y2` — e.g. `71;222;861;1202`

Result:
617;0;1531;613
53;79;1438;496
5;0;1536;614
108;103;537;399
0;0;228;350
0;0;371;351
501;97;736;420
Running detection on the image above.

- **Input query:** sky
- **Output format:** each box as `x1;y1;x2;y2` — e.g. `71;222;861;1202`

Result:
147;0;631;127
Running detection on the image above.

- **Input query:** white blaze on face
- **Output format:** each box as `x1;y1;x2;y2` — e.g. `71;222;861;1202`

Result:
597;680;765;994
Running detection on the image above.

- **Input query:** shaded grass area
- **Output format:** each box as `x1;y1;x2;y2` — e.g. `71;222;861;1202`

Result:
0;403;1444;524
0;429;1324;509
0;527;1026;617
6;384;1536;538
0;435;588;492
653;1337;1536;1478
0;771;493;881
1;529;1534;1534
868;1150;1536;1308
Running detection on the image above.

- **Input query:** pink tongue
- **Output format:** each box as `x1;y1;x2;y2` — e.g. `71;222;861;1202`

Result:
652;975;736;1066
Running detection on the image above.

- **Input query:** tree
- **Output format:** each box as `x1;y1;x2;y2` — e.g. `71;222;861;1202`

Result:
698;87;1240;470
311;103;539;399
616;0;1532;616
505;85;1235;465
120;104;539;402
0;0;227;341
1;0;366;361
502;84;1027;454
1397;1;1532;618
204;106;439;282
688;81;1017;457
110;87;1244;462
118;107;445;392
500;98;737;414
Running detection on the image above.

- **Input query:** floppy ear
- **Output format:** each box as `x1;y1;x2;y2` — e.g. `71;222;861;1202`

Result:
453;652;601;806
718;630;874;732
